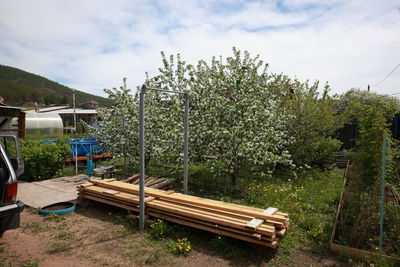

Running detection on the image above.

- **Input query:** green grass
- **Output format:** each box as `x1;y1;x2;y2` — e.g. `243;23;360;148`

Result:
154;167;342;263
55;231;74;240
162;165;344;264
22;222;45;234
21;259;40;267
47;241;71;254
43;213;66;222
93;160;345;264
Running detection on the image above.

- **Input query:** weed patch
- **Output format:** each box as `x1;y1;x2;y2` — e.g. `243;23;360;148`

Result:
43;213;66;222
55;231;74;240
21;259;40;267
170;238;191;257
149;219;169;239
47;241;71;254
22;222;44;234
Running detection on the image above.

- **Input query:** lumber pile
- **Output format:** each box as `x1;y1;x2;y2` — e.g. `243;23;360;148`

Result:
122;174;175;190
77;179;289;248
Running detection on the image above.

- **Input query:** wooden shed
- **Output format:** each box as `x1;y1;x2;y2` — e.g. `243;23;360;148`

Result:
0;104;25;138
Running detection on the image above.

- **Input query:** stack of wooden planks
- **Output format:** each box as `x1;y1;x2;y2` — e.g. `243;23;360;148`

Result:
77;179;289;248
122;174;175;190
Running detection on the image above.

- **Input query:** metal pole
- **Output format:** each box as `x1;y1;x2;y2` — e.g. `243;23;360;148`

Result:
183;93;189;194
123;115;126;165
139;85;146;230
379;133;387;251
73;91;78;175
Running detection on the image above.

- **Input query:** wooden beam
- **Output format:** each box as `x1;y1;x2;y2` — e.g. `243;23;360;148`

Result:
89;180;288;225
147;210;278;248
18;112;25;138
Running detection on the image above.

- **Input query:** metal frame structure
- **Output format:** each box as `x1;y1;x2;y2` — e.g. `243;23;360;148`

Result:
139;84;189;230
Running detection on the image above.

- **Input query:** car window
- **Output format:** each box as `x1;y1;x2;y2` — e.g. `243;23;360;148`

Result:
0;136;17;158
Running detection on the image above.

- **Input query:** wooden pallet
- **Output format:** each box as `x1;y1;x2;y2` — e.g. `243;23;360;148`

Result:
77;179;289;248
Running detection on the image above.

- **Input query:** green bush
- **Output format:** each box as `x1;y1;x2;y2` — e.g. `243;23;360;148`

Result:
20;138;70;181
149;219;169;239
312;137;342;167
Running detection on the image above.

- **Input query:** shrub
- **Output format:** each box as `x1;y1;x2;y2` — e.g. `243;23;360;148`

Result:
274;79;344;167
149;219;169;239
312;137;342;168
20;138;70;181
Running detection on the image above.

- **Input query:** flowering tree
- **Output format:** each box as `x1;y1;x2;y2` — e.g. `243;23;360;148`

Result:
190;48;293;184
145;48;293;184
94;49;295;184
93;75;187;166
93;78;138;163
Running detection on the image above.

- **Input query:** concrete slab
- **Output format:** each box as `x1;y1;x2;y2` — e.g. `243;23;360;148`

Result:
17;174;88;209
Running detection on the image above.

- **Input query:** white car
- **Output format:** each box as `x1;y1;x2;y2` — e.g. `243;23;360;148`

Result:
0;134;24;236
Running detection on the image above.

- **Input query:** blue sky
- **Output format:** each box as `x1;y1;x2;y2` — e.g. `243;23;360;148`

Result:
0;0;399;97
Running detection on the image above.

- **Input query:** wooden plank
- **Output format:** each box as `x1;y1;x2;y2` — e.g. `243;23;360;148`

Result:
123;174;140;183
79;192;139;210
79;185;140;204
246;218;264;230
144;177;158;185
88;180;288;224
156;198;278;229
146;178;167;187
79;190;276;242
147;207;274;241
78;194;139;212
79;186;276;236
83;182;286;228
276;228;286;237
151;179;175;189
79;183;93;188
147;210;278;248
132;175;151;185
78;184;288;247
146;200;276;237
103;189;120;195
80;186;155;206
151;199;276;232
263;207;278;215
330;243;400;262
145;196;156;203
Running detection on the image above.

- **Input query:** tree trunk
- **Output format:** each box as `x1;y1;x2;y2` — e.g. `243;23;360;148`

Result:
229;168;238;185
144;156;151;167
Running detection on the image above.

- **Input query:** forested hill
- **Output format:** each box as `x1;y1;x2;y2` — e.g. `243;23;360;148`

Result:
0;64;113;106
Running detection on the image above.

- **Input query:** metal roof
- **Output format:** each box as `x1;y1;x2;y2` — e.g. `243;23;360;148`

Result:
0;105;22;117
26;108;97;115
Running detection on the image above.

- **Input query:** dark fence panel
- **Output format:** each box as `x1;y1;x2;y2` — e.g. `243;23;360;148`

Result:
391;113;400;141
337;114;400;149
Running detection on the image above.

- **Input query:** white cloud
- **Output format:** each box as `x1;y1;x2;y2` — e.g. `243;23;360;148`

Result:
0;0;399;97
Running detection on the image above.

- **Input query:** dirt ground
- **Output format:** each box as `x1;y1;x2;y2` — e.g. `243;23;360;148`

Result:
0;201;347;267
